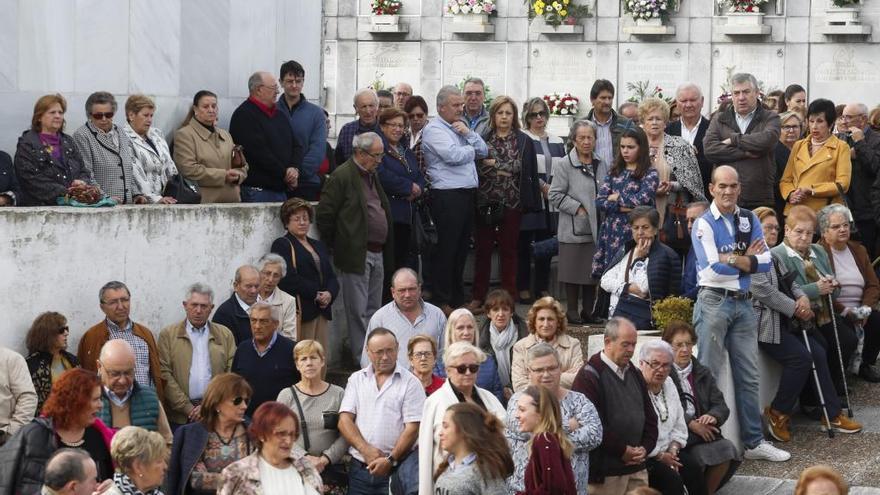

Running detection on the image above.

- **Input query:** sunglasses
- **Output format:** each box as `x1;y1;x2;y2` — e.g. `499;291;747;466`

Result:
58;326;70;335
232;396;250;406
91;112;115;120
450;364;480;374
527;111;549;119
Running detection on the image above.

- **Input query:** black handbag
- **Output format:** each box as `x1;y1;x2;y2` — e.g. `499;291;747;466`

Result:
476;201;504;226
661;196;689;251
612;250;654;329
162;174;201;204
411;200;438;254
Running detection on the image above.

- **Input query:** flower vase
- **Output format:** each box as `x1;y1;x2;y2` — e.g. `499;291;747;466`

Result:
453;12;490;24
824;6;860;25
371;14;400;25
725;12;765;26
635;17;663;27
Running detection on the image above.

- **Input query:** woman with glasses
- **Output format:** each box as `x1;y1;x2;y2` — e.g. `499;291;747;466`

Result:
519;97;566;303
72;91;142;204
377;107;426;273
408;334;445;396
436;309;504;402
276;340;348;493
418;342;506;495
404;96;429;169
780;99;852;215
661;322;738;495
24;311;79;412
167;373;254;495
218;401;322;495
774;111;804;218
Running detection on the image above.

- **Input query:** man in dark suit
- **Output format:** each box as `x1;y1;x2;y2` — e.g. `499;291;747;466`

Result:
212;265;261;345
666;83;713;200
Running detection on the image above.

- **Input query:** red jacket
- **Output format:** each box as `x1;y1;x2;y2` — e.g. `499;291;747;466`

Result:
520;432;577;495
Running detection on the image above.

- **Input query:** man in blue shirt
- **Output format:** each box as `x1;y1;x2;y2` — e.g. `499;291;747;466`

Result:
691;165;789;462
277;60;327;201
421;85;488;313
682;201;709;300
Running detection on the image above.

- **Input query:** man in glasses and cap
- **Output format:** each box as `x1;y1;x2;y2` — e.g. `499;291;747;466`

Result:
159;283;236;430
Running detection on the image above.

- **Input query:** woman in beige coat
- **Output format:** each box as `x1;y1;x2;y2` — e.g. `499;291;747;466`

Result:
174;90;248;203
511;297;584;392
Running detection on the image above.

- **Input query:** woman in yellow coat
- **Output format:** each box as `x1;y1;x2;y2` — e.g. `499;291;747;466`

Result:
780;98;851;215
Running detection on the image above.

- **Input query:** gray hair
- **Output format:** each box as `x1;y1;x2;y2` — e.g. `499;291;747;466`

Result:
568;119;597;144
99;281;130;304
257;253;287;278
85;91;117;115
639;339;674;362
526;342;561;366
436;85;462;108
248;301;280;322
247;72;266;94
44;449;93;490
443;341;487;367
848;103;869;116
730;73;759;91
604;317;634;341
818;204;853;233
675;82;703;100
463;77;485;89
353;132;382;153
234;265;260;284
391;267;419;288
353;88;379;106
778;111;803;126
185;282;214;303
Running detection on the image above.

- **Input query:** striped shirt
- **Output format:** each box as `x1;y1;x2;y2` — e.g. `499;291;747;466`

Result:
692;202;771;292
106;319;153;388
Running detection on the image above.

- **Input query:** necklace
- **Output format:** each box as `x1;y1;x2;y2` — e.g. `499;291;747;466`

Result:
216;425;238;457
649;387;669;422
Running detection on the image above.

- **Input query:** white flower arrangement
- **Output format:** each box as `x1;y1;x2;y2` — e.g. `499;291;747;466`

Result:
446;0;497;15
543;93;580;116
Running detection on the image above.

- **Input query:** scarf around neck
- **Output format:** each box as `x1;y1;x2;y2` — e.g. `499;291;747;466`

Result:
112;472;163;495
489;319;517;387
674;360;696;417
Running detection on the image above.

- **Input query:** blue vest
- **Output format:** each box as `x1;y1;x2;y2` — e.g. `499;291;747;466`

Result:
99;382;160;431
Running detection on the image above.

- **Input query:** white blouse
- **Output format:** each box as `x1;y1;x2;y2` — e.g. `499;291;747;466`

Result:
648;377;689;458
258;457;320;495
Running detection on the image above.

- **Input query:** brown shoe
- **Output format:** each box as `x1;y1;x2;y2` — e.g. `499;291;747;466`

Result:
465;300;486;315
823;413;862;434
764;407;791;442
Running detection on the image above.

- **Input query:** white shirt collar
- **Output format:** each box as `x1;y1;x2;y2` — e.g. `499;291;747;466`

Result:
600;351;629;378
234;293;252;313
709;201;740;220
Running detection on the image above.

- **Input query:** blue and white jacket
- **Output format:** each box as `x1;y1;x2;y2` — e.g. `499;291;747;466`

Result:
692;202;771;292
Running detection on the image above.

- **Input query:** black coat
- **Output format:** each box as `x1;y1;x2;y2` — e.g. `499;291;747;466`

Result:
843;127;880;222
0;151;19;204
666;118;712;200
0;418;57;495
229;99;304;192
669;357;730;425
271;233;340;322
212;294;252;345
603;238;682;301
13;130;94;206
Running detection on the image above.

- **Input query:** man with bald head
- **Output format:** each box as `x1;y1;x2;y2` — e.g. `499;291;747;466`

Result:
361;268;447;368
393;83;413;110
230;70;303;202
667;83;713;198
838;102;880;256
41;448;105;495
691;165;789;462
213;265;262;345
97;340;171;443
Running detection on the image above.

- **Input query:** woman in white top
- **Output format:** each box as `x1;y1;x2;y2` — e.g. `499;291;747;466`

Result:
218;402;322;495
418;342;506;495
123;94;177;204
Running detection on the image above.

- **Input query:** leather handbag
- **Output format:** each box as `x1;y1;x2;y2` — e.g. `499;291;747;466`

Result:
411;200;438;254
612;250;654;329
660;196;689;251
162;174;201;204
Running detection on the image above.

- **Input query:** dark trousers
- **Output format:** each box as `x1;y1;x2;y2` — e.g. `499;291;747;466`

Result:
430;188;475;307
473;208;521;301
815;316;858;394
862;311;880;366
517;228;553;296
646;452;704;495
854;219;877;259
759;329;842;418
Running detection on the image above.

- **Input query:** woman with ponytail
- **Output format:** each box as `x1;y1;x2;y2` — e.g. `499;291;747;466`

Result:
513;385;577;495
433;403;513;495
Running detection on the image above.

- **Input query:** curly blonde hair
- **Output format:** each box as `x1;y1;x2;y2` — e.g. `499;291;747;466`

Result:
527;297;567;335
110;426;167;473
638;97;670;124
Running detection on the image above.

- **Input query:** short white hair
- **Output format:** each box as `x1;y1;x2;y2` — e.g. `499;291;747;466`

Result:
443;341;487;367
185;282;214;303
436;85;461;109
675;82;703;100
353;132;382;153
248;301;280;322
353;88;378;106
639;339;674;362
257;253;287;278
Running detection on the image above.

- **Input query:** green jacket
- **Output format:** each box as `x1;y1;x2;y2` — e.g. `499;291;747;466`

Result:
316;158;394;274
770;242;840;302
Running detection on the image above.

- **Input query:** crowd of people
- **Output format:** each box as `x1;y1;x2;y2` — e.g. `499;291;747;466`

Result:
0;59;875;495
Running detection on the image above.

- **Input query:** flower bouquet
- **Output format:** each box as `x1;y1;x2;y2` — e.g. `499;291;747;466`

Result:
623;0;677;22
527;0;590;26
626;80;674;105
717;0;768;13
371;0;402;15
543;93;579;115
446;0;497;15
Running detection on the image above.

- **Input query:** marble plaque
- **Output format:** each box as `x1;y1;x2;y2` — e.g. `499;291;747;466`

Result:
323;41;339;120
528;43;598;117
441;42;507;96
711;44;785;106
356;42;422;95
618;43;689;104
809;44;880;106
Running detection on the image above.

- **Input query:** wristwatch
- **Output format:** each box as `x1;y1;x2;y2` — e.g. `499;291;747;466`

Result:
386;454;399;468
727;255;737;266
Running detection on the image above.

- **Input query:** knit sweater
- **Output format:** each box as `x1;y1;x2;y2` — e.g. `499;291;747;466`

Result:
229;98;303;192
232;335;300;417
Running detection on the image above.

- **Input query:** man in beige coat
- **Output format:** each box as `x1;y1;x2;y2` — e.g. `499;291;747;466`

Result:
159;283;236;427
0;346;37;446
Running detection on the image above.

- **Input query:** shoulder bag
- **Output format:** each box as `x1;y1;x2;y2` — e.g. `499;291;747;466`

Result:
611;249;654;329
285;239;305;335
162;174;201;204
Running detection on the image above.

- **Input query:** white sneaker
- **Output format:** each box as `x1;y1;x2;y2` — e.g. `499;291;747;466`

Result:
744;440;791;462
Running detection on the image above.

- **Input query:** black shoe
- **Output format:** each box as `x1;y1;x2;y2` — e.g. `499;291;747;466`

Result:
567;313;583;326
859;363;880;383
579;313;602;325
800;404;822;421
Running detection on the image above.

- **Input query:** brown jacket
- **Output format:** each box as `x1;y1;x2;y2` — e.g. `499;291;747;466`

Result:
819;239;880;313
173;120;248;203
158;321;236;425
780;135;852;214
703;105;781;207
77;321;164;400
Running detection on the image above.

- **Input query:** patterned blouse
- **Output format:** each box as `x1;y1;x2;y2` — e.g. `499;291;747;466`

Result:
505;390;602;493
479;132;521;209
190;424;252;492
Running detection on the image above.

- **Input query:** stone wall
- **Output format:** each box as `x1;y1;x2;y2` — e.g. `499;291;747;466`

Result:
323;0;880;139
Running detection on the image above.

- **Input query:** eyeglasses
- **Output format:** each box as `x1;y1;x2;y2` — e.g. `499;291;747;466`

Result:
101;297;131;306
411;351;434;359
671;341;694;349
450;364;480;374
529;365;560;375
781;125;801;132
828;222;850;231
91;112;114;120
527;111;549;119
762;225;780;232
790;228;815;238
366;151;385;160
58;326;70;335
383;123;406;129
232;396;250;406
104;369;135;380
841;114;865;121
641;360;671;371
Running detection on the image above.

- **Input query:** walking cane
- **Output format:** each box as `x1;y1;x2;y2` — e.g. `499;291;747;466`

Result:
827;293;854;418
800;326;835;438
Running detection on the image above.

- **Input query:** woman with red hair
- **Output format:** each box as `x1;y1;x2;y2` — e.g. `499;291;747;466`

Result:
0;368;114;494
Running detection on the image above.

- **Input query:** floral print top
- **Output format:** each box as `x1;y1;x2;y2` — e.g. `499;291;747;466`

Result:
479;132;521;209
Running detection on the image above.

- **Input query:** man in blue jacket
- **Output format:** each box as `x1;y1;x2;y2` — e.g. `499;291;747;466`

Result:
277;60;327;201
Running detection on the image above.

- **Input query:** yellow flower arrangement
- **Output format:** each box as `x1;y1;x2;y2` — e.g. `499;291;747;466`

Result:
527;0;589;25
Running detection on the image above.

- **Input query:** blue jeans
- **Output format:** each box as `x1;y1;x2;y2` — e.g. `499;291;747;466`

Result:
240;186;286;203
693;289;764;449
348;453;418;495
